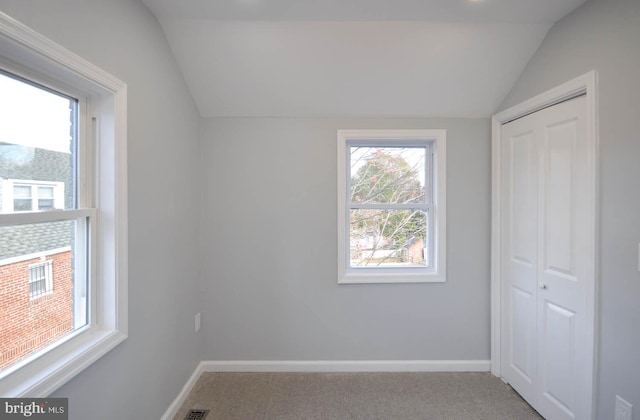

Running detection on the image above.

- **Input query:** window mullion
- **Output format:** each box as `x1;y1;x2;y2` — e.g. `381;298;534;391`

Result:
348;203;428;210
30;186;36;211
0;209;94;227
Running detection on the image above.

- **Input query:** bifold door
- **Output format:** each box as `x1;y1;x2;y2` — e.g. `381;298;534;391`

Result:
500;95;593;420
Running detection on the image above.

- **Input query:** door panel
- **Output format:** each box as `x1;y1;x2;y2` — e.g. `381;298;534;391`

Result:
501;95;590;420
501;121;537;406
511;130;536;266
510;286;535;381
541;300;576;415
544;119;577;277
536;97;588;420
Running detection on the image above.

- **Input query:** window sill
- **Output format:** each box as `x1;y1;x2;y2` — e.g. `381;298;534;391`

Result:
339;270;446;284
0;326;127;397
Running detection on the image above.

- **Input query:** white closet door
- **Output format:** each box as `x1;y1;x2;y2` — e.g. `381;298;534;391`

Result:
501;110;539;407
501;95;591;420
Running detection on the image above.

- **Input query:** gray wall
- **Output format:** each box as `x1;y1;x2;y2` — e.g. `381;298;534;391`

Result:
200;117;491;361
500;0;640;417
0;1;202;419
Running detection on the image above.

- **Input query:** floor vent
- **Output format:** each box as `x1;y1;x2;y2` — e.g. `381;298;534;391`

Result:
184;409;209;420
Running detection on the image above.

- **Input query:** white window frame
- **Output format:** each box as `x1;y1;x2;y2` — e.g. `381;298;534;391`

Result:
0;12;128;396
337;129;446;284
28;259;53;299
2;180;65;212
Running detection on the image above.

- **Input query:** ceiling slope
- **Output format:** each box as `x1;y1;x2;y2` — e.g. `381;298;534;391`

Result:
142;0;587;118
142;0;587;24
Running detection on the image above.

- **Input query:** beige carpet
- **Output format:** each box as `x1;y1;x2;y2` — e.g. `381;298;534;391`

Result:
174;372;543;420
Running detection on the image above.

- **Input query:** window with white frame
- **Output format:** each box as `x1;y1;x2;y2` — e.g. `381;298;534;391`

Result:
28;260;53;299
2;181;65;212
0;13;127;397
337;130;446;284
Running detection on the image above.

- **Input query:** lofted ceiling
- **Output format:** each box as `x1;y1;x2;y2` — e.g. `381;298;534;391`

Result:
141;0;588;118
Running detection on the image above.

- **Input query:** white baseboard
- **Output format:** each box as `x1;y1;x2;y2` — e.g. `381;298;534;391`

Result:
200;360;491;373
161;359;490;419
160;361;206;420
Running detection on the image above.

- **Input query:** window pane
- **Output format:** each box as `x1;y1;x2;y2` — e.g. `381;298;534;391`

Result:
38;186;54;198
38;186;56;210
13;185;31;198
13;199;32;212
350;209;428;268
29;278;47;296
0;220;88;370
38;199;55;210
29;261;53;299
0;71;77;214
350;146;426;204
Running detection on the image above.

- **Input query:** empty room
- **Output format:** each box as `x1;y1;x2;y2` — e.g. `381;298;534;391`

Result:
0;0;638;419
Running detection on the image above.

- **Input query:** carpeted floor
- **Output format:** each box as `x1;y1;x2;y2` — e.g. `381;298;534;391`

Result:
174;372;543;420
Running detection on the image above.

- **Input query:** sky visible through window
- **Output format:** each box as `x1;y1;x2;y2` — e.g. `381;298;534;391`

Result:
0;72;72;153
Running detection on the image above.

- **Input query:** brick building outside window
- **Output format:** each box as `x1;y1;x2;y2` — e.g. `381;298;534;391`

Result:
0;142;75;370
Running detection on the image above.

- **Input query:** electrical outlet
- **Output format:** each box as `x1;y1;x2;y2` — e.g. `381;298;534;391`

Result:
195;312;201;333
615;395;633;420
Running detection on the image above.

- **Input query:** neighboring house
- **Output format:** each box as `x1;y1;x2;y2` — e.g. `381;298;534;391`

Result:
350;235;425;266
401;237;425;266
0;141;74;370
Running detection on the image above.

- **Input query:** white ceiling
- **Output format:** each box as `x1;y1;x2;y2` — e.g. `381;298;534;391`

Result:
141;0;588;118
142;0;587;24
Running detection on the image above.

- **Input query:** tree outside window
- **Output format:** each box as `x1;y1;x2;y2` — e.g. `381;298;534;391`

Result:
349;146;429;268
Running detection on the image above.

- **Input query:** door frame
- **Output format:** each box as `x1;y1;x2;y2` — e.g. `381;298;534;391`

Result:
490;71;598;418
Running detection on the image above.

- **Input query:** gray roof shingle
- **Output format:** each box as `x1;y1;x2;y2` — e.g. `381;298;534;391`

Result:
0;142;74;260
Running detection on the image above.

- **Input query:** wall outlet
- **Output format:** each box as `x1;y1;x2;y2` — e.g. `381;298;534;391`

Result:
195;312;201;333
616;395;633;420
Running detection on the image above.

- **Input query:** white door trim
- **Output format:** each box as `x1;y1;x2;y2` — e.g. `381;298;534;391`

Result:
491;71;598;419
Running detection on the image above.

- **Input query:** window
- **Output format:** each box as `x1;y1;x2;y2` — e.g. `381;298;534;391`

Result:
2;180;65;212
28;260;53;299
0;68;89;372
13;185;31;211
0;14;127;397
337;130;446;284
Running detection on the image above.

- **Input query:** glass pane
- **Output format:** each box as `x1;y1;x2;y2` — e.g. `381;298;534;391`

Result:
350;146;426;204
38;186;54;198
0;71;77;214
13;185;31;198
38;199;55;210
29;278;47;297
0;220;88;370
13;199;32;212
28;263;44;282
350;209;428;268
